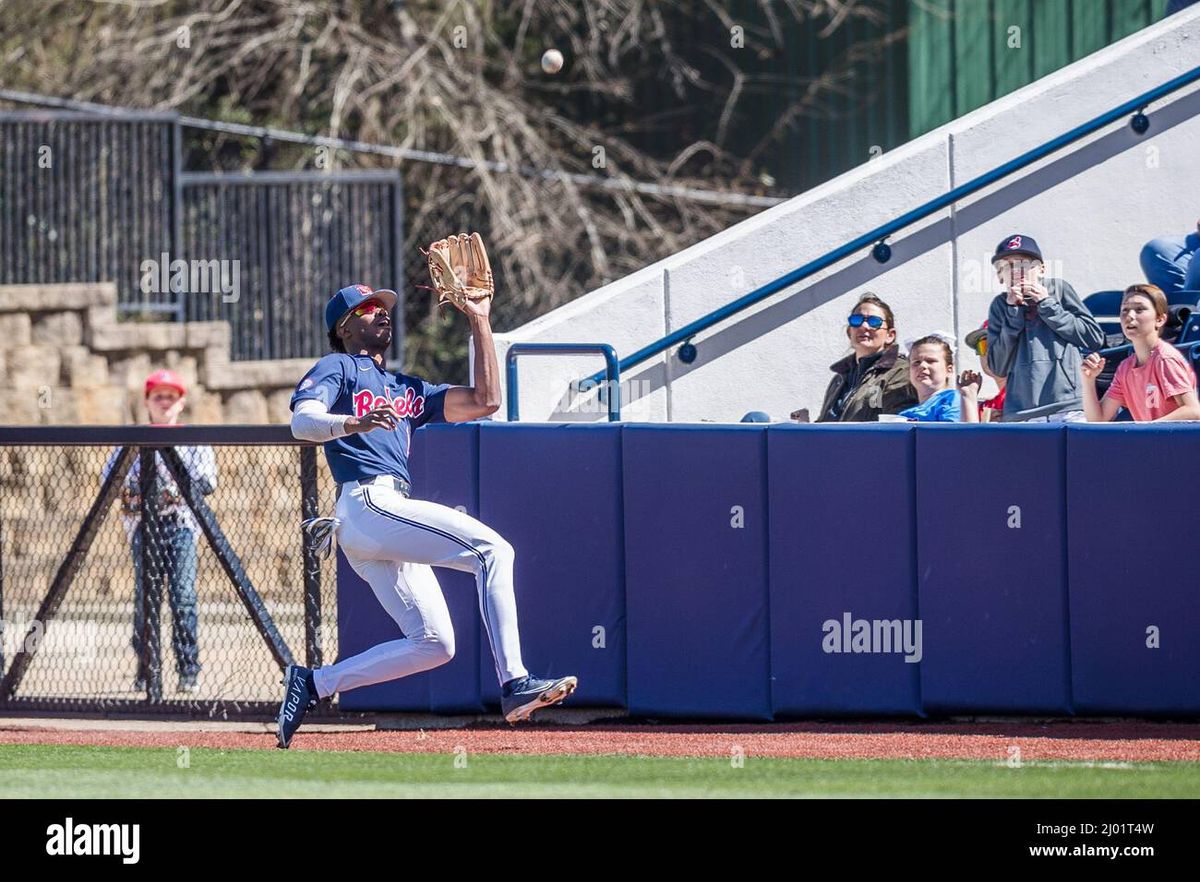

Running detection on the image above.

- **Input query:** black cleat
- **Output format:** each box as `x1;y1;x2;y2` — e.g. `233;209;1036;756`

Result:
276;664;318;749
501;675;578;723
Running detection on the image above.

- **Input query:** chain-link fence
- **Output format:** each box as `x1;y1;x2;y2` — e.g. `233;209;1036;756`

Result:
0;427;338;717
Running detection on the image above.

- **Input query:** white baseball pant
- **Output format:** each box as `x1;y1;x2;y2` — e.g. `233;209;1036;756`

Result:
310;477;529;699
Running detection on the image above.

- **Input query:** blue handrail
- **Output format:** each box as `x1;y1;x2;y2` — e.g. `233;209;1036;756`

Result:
582;64;1200;387
506;343;621;422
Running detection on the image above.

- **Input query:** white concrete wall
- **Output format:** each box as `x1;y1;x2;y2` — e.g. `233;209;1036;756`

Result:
493;6;1200;422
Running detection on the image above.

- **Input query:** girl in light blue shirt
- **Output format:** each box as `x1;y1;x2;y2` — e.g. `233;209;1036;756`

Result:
899;336;963;422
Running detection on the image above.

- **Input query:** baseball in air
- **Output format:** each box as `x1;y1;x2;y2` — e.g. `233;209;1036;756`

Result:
541;49;564;75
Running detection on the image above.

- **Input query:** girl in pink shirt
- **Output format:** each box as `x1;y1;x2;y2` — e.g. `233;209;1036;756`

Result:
1081;284;1200;422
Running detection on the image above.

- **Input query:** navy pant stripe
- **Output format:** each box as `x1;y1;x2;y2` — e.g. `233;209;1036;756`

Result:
361;490;499;678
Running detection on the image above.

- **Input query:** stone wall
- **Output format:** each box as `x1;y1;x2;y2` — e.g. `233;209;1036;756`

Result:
0;282;313;425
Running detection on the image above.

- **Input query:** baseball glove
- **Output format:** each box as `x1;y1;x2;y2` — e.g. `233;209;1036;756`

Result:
301;516;341;561
424;232;494;312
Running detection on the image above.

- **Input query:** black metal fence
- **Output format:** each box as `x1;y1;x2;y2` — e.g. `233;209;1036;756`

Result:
0;109;404;362
0;111;178;317
0;427;338;717
181;171;402;362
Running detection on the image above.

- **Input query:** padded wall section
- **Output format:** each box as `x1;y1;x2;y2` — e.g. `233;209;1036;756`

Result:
768;425;922;716
916;425;1072;714
1067;425;1200;714
622;425;771;719
337;423;482;712
478;424;626;706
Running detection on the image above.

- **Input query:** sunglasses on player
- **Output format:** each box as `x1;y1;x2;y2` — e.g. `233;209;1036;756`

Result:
971;337;988;357
848;314;887;330
339;300;388;327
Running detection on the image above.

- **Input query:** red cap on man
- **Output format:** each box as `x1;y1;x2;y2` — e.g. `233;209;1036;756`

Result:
144;369;187;398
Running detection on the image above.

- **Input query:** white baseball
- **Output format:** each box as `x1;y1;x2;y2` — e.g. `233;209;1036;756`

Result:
541;49;564;75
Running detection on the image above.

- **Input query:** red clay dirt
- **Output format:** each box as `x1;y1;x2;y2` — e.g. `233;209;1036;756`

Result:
1;719;1198;762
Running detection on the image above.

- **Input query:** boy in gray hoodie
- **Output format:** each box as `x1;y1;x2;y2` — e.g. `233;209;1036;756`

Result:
985;234;1105;421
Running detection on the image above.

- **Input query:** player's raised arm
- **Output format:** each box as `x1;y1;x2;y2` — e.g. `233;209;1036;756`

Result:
443;284;502;423
424;232;502;423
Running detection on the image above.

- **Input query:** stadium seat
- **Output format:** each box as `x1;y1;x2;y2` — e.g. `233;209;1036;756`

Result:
1084;290;1123;334
1085;289;1199;336
1177;313;1200;345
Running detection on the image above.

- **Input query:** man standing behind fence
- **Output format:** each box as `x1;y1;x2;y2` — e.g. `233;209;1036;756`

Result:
102;370;217;694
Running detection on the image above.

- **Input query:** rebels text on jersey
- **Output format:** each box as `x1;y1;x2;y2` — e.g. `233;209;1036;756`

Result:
290;353;451;484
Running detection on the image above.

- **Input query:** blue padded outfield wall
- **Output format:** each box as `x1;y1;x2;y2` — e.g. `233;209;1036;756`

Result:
768;425;921;716
623;426;770;718
336;422;1200;718
915;425;1073;714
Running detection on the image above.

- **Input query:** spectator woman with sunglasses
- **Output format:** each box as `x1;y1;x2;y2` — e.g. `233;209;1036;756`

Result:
815;293;918;422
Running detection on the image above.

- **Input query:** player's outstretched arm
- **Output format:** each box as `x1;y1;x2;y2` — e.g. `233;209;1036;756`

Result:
444;307;502;422
292;399;398;439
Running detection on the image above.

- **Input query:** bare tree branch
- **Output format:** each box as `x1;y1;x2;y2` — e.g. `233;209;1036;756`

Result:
0;0;901;379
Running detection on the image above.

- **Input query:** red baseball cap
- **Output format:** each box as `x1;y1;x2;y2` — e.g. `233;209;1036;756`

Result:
144;369;187;398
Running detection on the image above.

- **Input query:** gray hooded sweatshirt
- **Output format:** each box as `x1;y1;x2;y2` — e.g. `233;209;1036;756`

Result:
985;278;1105;419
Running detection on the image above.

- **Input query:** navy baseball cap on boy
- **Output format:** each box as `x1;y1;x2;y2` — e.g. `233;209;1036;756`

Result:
325;284;398;331
992;234;1043;264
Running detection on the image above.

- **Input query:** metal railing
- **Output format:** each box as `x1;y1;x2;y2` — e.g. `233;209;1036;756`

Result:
0;111;180;317
506;344;621;422
180;170;403;362
581;63;1200;387
0;107;404;362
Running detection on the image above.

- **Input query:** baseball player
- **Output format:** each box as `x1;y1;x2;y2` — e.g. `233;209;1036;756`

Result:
278;240;576;748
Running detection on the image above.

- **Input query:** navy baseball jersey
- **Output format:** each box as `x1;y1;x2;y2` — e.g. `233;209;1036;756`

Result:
290;353;451;484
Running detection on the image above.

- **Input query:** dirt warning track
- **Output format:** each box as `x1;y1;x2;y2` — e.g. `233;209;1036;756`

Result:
1;718;1198;762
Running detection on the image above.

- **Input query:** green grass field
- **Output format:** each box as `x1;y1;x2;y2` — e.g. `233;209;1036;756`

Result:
2;744;1199;797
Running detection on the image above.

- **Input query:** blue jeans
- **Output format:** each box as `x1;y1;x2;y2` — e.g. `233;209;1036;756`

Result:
131;523;200;679
1140;234;1200;295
